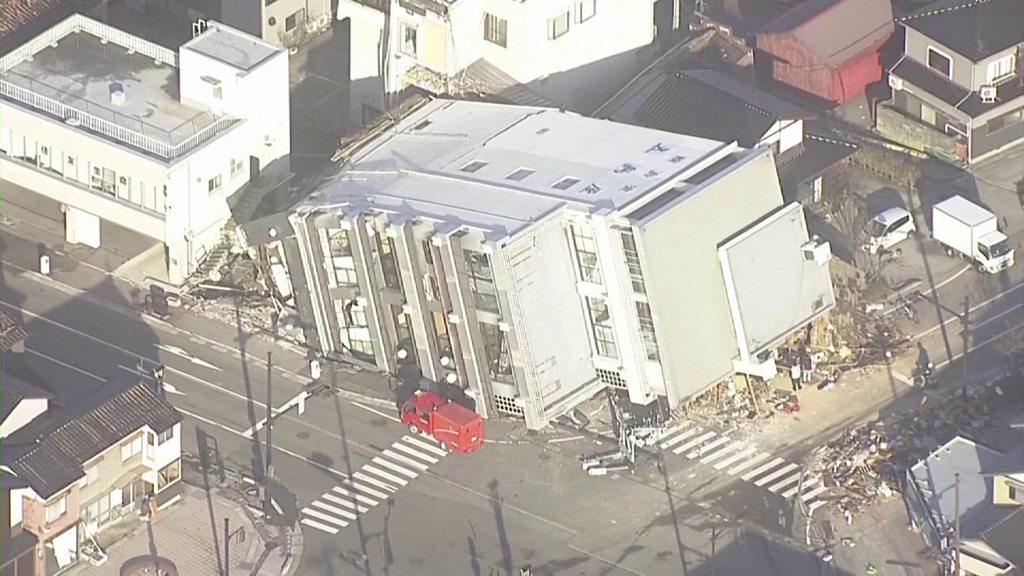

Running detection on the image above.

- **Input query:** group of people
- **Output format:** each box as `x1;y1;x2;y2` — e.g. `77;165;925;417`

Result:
788;347;816;391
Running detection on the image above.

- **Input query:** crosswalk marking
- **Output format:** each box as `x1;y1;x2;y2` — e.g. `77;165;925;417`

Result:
673;431;718;455
659;426;699;450
686;436;731;460
801;484;828;502
322;492;370;513
300;517;339;534
728;451;772;476
343;480;391;501
309;500;358;520
362;464;410;486
714;446;757;470
381;449;430;471
782;478;817;499
807;500;826;514
353;471;400;492
754;462;800;487
403;435;448;457
741;457;786;481
332;486;379;507
372;456;419;478
699;441;744;464
767;472;802;493
392;441;439;464
302;507;349;527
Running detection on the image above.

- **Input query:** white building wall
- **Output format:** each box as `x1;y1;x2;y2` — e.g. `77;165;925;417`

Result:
0;398;48;439
759;119;803;155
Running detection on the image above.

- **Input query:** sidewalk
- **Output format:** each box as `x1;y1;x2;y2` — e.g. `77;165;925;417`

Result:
72;483;292;576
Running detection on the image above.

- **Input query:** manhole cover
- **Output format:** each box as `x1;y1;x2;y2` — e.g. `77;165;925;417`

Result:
297;431;310;439
370;418;387;427
120;556;178;576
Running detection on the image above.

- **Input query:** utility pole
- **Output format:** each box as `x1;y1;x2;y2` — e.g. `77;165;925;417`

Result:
265;351;274;509
223;517;230;576
962;295;970;400
954;472;961;576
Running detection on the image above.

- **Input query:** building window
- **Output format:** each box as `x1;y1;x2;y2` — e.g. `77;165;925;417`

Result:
570;224;602;284
635;301;660;361
378;236;402;290
484;13;508;47
987;55;1015;83
1009;485;1018;502
552;176;580;190
576;0;596;23
548;11;570;40
83;464;99;487
927;47;952;78
506;167;535;181
480;322;513;382
348;337;374;357
208;175;222;194
465;251;500;313
585;297;617;358
920;102;938;126
620;230;646;294
158;460;181;490
157;427;175;445
401;24;418;57
285;8;306;32
231;158;244;179
460;160;489;173
121;435;143;461
44;494;67;523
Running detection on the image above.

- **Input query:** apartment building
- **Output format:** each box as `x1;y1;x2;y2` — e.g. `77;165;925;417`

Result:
0;15;289;285
880;0;1024;164
339;0;658;119
1;379;182;575
278;99;835;429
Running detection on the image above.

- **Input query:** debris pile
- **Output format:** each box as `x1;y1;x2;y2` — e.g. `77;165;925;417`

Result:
814;421;901;520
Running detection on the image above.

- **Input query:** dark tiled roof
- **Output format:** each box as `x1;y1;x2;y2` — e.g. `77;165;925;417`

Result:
3;379;181;499
0;528;38;567
0;311;27;353
0;374;51;424
760;0;895;65
982;507;1024;569
890;56;1024;117
631;72;789;148
777;134;857;188
902;0;1024;61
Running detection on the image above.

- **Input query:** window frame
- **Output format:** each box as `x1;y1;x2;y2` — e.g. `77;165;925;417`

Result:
548;11;570;40
570;224;602;284
401;23;418;57
208;174;222;194
585;296;618;359
926;46;953;78
44;494;68;523
157;426;175;445
986;54;1015;83
576;0;596;23
483;13;508;48
121;435;143;461
157;460;181;490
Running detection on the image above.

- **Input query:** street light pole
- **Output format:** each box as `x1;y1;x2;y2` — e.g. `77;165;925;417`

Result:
961;295;970;400
265;352;274;507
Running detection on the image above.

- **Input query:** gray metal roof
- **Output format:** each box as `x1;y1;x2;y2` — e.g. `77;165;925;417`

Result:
181;21;280;71
903;0;1024;61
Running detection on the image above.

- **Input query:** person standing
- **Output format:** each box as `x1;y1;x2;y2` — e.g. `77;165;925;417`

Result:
801;351;813;385
791;362;802;391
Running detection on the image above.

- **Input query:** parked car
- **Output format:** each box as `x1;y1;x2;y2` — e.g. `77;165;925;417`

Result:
863;207;916;254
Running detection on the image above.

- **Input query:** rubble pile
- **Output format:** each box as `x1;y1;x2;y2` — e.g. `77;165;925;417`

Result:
815;421;901;520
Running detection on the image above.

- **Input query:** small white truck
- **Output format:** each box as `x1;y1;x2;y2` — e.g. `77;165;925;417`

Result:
932;195;1014;274
863;207;916;254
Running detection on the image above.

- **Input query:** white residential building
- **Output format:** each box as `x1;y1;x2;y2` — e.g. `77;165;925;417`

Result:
274;99;835;429
340;0;657;119
0;15;290;285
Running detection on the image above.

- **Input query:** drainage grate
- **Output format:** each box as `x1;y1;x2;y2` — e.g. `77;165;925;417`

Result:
493;394;525;417
596;368;627;389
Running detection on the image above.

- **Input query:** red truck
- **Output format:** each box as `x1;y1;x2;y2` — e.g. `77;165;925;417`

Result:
399;390;484;453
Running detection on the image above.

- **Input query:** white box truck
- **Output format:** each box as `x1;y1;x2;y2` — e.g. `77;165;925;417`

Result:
932;196;1014;273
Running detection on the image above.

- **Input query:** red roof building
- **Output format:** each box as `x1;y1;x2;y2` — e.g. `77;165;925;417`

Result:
756;0;894;104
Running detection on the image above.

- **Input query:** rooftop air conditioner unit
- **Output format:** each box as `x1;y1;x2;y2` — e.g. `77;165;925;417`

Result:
980;85;997;103
802;236;832;265
887;75;903;91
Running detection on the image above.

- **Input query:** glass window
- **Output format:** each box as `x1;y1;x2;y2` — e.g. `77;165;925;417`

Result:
231;157;244;179
121;436;142;461
620;231;646;294
484;13;508;47
480;322;513;382
585;297;617;358
465;251;499;313
576;0;596;22
378;236;402;289
987;55;1014;82
286;8;306;31
44;494;67;523
401;24;417;56
570;225;602;284
208;175;222;194
158;460;181;490
157;427;174;445
635;301;660;361
83;464;99;486
548;11;570;40
927;47;951;78
349;337;375;357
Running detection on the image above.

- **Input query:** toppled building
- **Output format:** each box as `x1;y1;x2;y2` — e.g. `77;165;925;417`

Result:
273;98;835;429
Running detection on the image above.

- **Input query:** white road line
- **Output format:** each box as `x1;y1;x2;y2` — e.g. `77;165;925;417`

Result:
728;452;772;476
308;500;358;520
672;431;718;455
321;493;369;514
913;284;1023;340
301;507;349;527
972;302;1024;330
714;447;757;471
341;480;390;501
392;442;439;464
740;457;786;482
361;465;409;486
381;449;430;471
402;435;448;457
891;371;914;386
353;402;401;423
806;500;827;515
686;435;732;460
25;347;107;381
658;425;698;450
767;472;802;493
936;320;1024;369
300;517;339;534
783;479;820;500
371;457;418;479
352;472;399;493
802;484;829;502
332;486;379;506
700;441;745;465
753;462;800;487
